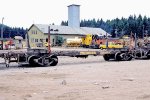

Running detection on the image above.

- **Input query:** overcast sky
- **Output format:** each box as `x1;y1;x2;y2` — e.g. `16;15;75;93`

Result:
1;0;150;28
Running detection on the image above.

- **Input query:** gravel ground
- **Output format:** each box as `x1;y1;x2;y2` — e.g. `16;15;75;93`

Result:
0;52;150;100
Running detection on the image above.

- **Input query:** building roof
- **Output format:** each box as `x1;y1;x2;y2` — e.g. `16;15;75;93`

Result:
81;27;109;36
68;4;80;7
33;24;109;36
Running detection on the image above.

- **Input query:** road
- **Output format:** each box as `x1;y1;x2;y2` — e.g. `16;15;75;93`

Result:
0;56;150;100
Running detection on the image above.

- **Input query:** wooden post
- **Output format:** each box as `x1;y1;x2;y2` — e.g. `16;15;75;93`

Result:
48;26;51;53
26;30;30;49
134;33;137;49
129;31;133;50
106;32;108;48
1;17;4;50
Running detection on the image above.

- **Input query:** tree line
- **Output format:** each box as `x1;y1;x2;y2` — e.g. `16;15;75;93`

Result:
1;14;150;39
0;24;27;39
61;14;150;38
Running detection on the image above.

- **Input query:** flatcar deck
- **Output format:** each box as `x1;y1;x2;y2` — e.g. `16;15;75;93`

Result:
0;48;101;68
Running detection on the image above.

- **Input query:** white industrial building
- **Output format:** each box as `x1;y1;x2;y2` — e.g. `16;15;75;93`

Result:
28;4;109;47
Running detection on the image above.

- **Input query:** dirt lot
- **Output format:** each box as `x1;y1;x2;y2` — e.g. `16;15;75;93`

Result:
0;55;150;100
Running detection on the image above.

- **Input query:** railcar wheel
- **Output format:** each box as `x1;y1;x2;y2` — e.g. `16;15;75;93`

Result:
49;55;58;66
146;51;150;59
147;55;150;59
115;52;121;61
28;55;40;67
103;54;110;61
120;53;132;61
127;55;132;61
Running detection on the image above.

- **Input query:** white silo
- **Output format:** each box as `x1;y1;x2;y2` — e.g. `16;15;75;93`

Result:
68;4;80;28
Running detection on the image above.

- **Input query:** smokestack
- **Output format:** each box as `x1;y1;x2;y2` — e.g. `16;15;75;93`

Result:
68;4;80;28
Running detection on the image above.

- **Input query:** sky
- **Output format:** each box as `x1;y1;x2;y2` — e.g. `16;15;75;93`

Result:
0;0;150;28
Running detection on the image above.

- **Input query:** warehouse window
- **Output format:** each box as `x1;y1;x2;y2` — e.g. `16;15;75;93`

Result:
35;39;38;42
40;39;43;42
32;30;38;34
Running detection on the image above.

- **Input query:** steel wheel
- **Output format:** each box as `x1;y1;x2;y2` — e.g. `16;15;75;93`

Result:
120;53;132;61
115;52;121;61
49;55;58;66
103;54;110;61
146;51;150;59
28;55;40;67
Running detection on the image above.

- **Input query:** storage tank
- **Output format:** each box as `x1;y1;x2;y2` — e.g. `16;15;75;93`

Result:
68;4;80;28
66;37;82;47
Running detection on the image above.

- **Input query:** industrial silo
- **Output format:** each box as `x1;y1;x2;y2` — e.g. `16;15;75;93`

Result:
68;4;80;28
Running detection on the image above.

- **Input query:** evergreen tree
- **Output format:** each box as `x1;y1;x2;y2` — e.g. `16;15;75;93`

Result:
61;14;150;38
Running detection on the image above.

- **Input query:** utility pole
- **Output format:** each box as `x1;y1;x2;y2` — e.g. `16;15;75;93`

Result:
1;17;4;50
129;31;133;50
48;26;51;53
26;29;30;49
106;32;108;48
